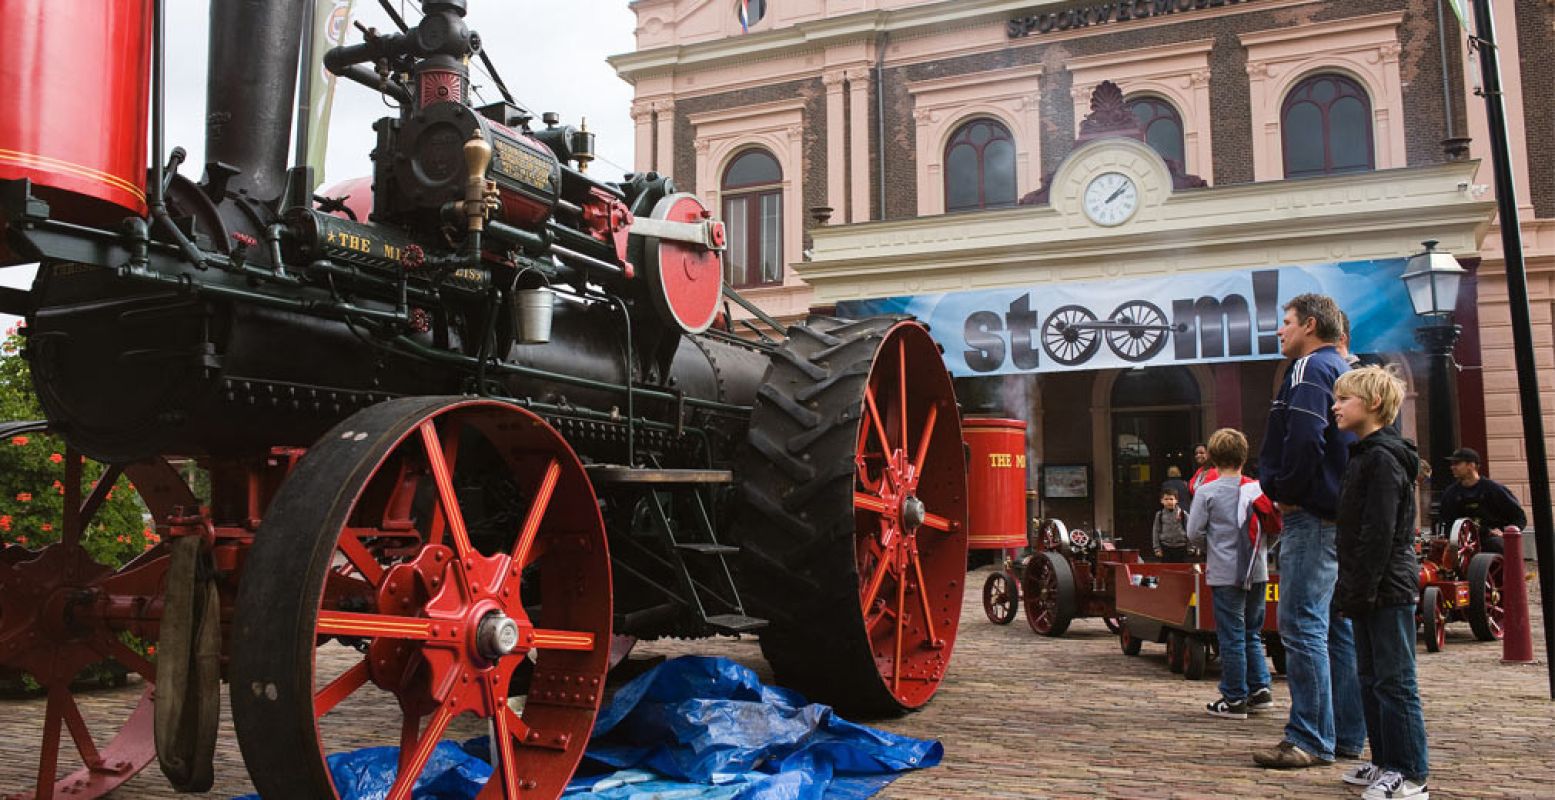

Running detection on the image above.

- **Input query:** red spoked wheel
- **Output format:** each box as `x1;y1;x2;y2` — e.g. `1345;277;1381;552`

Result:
737;318;967;716
1466;552;1505;642
982;570;1020;625
230;398;611;800
1022;551;1077;637
0;422;197;800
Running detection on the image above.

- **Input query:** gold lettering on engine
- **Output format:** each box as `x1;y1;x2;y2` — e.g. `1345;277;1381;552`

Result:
493;139;554;192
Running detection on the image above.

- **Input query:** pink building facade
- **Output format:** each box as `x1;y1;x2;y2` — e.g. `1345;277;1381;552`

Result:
612;0;1555;542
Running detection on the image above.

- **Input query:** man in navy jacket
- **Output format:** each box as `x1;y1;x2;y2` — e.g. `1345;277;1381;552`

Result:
1252;293;1367;769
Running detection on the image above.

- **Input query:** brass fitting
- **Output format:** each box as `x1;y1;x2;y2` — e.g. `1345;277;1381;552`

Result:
463;133;493;233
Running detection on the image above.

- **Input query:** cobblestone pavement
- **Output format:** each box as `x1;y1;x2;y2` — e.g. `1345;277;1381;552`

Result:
1;565;1549;799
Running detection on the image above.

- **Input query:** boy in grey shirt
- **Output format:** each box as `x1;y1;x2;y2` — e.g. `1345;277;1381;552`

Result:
1187;428;1273;720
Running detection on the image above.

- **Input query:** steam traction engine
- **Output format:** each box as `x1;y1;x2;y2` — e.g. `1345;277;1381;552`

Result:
0;2;970;798
1415;518;1506;652
1020;519;1137;636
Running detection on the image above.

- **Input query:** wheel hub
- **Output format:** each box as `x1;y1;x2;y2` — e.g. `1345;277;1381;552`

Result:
901;496;926;530
477;611;522;658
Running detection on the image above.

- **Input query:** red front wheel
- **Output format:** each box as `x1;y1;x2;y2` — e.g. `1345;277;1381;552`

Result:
230;398;611;800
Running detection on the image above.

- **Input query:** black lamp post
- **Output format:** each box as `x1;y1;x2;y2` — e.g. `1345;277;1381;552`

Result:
1401;240;1467;522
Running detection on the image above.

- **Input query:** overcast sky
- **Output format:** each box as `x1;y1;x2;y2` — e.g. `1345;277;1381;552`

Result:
3;0;638;328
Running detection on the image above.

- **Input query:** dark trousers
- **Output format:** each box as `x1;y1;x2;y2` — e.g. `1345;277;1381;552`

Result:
1160;545;1190;563
1354;603;1431;781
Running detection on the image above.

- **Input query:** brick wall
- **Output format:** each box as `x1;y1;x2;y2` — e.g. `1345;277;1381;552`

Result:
1517;0;1555;218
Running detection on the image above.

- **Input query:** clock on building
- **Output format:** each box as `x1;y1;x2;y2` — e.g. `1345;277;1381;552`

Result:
1082;171;1139;227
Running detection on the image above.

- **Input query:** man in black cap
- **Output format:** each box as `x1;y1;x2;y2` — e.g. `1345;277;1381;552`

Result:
1438;447;1526;554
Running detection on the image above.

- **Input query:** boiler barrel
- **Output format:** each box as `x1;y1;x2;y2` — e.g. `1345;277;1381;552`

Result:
0;0;153;224
963;417;1029;550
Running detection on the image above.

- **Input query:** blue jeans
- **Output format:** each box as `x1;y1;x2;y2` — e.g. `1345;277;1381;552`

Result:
1330;605;1367;756
1354;603;1430;781
1212;583;1271;703
1277;510;1357;760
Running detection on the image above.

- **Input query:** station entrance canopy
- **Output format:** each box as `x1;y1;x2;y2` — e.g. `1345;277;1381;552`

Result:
835;258;1419;376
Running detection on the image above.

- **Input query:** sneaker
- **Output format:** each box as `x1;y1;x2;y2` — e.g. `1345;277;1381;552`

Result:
1253;740;1325;769
1247;687;1275;712
1343;762;1384;786
1362;769;1429;799
1206;697;1248;719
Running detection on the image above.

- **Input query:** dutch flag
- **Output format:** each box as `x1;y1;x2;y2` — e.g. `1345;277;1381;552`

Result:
739;0;751;33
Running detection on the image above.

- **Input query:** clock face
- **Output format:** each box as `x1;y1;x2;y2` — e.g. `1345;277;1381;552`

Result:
1083;172;1139;227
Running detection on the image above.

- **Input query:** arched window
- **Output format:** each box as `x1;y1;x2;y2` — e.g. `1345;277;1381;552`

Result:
1127;96;1185;167
944;118;1016;212
1281;73;1375;178
721;149;783;287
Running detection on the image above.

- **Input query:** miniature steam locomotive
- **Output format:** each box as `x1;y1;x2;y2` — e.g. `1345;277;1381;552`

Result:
0;2;968;797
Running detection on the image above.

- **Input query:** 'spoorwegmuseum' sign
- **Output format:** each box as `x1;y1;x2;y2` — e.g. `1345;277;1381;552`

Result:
835;259;1423;377
1009;0;1261;38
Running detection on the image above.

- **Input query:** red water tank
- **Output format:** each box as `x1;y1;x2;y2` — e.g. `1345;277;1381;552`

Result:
963;417;1029;550
0;1;153;224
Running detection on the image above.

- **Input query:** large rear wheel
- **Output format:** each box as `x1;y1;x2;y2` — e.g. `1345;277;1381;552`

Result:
736;318;967;715
1022;551;1077;637
1466;552;1505;642
230;398;611;800
0;422;196;800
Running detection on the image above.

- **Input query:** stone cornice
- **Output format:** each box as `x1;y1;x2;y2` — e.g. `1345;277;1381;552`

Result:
610;0;1052;80
1238;9;1404;48
797;162;1498;301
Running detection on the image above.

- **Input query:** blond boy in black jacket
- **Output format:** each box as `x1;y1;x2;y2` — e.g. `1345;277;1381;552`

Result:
1331;366;1429;800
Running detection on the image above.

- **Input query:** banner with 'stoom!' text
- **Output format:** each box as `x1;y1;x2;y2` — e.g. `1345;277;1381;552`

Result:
834;258;1423;377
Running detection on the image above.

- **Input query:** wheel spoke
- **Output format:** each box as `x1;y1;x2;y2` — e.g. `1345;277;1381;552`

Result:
854;492;888;515
487;683;521;796
34;686;67;800
860;546;896;613
510;459;561;572
387;705;455;800
892;553;906;695
96;637;157;683
336;531;386;587
530;628;596;652
910;404;939;480
418;421;473;560
314;658;372;717
908;547;941;647
863;386;894;465
317;610;439;641
61;450;83;548
58;687;104;769
921;511;956;532
77;462;123;539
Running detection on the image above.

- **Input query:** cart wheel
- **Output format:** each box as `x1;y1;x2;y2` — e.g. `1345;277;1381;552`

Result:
231;398;611;800
1184;638;1209;680
1104;301;1170;362
1022;551;1077;637
1167;631;1186;673
0;421;199;800
1041;305;1101;366
1262;633;1286;675
1466;552;1505;641
1119;626;1143;656
1103;615;1124;634
1421;586;1446;653
982;570;1021;625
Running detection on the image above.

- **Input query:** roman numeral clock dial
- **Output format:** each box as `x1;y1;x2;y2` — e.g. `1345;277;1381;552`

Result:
1082;171;1139;227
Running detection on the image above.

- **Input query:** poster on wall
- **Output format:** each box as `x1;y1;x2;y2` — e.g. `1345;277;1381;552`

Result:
1042;465;1090;499
835;258;1422;377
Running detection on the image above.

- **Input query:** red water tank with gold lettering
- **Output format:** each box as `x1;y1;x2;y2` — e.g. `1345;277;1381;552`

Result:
964;417;1029;550
0;0;153;224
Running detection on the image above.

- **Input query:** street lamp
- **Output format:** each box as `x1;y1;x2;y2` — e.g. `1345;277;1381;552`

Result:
1402;240;1467;523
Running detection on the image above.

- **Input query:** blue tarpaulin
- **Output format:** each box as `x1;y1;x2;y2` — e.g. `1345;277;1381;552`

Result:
235;656;940;800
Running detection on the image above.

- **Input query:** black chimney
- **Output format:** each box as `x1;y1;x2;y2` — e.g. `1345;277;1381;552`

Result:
205;0;309;203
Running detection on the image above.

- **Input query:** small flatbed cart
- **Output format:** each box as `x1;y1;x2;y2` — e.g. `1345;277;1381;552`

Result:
1114;562;1283;680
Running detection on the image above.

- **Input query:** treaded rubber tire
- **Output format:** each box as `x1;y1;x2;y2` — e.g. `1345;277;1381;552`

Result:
1183;637;1209;680
1421;586;1445;653
1466;552;1505;642
1023;551;1078;637
1120;626;1143;656
733;317;967;717
1167;631;1186;674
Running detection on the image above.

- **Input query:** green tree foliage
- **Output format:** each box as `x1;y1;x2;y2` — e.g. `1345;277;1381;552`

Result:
0;325;156;563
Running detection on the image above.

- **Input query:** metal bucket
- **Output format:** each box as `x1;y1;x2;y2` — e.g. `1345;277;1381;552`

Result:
513;270;554;344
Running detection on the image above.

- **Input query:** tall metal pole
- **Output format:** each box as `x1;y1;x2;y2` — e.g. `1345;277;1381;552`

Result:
1470;0;1555;698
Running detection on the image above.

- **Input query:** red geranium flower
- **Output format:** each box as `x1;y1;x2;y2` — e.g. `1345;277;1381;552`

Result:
49;453;63;464
10;436;28;446
15;492;31;503
40;523;52;532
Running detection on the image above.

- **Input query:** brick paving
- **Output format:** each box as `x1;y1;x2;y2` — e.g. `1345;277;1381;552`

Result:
1;565;1550;799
